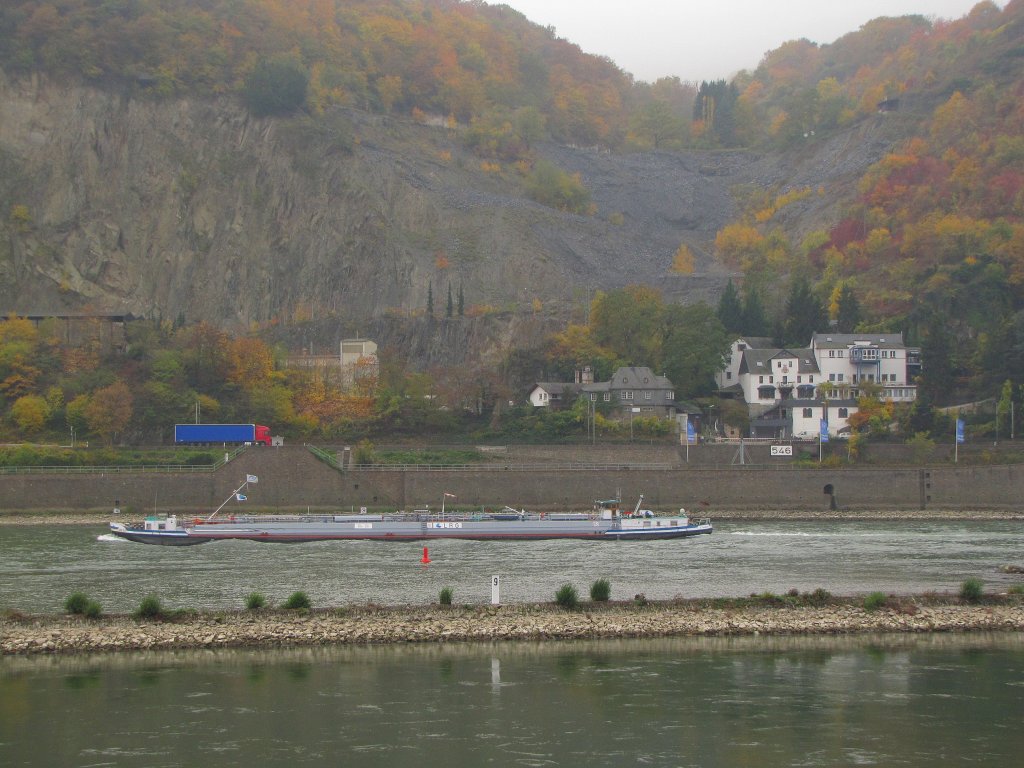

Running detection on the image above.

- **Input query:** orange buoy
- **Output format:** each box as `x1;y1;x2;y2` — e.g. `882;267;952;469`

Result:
421;546;431;564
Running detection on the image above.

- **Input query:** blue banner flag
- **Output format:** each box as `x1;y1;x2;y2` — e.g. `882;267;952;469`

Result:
956;419;965;444
686;420;696;444
235;493;247;501
819;418;829;443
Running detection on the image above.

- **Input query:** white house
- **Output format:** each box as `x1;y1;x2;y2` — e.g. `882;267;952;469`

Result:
810;333;916;402
720;332;918;439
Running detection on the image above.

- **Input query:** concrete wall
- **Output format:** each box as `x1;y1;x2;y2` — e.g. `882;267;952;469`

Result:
2;445;1023;514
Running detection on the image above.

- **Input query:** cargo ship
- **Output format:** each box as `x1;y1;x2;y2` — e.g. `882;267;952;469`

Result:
108;490;712;546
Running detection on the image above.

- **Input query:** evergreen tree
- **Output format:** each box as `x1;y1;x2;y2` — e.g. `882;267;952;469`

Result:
741;287;770;337
446;282;454;318
782;276;827;347
835;284;862;333
716;279;743;335
906;387;937;436
458;282;465;316
919;314;955;404
427;282;434;318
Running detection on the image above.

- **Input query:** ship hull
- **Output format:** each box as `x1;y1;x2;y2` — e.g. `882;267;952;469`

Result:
109;515;712;545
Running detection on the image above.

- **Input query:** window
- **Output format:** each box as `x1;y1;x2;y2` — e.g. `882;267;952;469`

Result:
838;407;849;418
644;391;652;400
759;376;764;384
590;393;597;401
623;391;634;400
797;375;802;383
803;408;813;418
809;376;814;383
829;373;836;382
726;372;732;380
829;350;835;358
603;393;611;402
667;391;674;400
837;373;844;381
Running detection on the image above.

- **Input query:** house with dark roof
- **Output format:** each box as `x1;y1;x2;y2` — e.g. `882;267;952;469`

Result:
529;366;680;420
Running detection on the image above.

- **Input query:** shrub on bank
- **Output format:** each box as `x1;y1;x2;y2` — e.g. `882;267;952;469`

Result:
283;591;312;610
134;594;165;620
245;592;268;611
960;578;984;603
590;578;611;602
864;592;888;611
64;592;90;615
64;592;103;618
555;583;579;610
439;586;454;606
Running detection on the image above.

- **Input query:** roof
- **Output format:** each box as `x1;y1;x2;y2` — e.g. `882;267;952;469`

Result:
735;336;774;349
532;382;581;396
738;348;819;376
608;366;674;390
811;332;905;349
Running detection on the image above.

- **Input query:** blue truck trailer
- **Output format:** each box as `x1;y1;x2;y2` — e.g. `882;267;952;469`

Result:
174;424;272;446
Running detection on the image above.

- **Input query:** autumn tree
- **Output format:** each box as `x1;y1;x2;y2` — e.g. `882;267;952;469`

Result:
83;381;133;446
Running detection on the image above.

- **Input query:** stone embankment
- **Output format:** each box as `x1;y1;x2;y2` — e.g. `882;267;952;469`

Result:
4;602;1023;656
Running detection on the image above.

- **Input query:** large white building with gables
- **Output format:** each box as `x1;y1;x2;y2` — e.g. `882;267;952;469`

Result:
718;333;920;439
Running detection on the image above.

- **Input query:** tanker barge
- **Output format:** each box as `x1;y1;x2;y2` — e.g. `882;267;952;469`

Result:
108;495;712;546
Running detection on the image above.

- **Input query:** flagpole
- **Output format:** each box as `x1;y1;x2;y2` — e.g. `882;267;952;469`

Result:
207;477;254;521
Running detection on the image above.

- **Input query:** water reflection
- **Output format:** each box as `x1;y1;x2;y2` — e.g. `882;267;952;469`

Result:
2;635;1023;767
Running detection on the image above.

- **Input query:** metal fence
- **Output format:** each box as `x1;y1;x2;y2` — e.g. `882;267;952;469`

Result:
0;446;248;475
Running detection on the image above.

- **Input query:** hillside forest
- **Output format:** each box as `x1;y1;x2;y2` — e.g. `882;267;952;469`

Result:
1;0;1024;448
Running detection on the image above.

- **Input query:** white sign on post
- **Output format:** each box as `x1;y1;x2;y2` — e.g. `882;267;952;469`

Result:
770;445;793;457
491;575;500;605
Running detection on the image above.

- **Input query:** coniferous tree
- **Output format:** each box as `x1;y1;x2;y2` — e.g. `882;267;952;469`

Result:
446;282;454;318
782;276;826;347
741;288;770;337
457;282;465;316
835;284;862;333
716;279;743;335
427;282;434;318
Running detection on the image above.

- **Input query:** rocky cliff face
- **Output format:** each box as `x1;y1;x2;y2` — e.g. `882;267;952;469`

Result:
0;73;899;364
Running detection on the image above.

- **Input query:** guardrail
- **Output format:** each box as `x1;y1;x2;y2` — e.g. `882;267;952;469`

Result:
0;445;248;475
347;462;679;471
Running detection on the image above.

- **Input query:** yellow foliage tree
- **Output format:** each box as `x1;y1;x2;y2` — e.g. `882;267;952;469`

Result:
670;244;695;274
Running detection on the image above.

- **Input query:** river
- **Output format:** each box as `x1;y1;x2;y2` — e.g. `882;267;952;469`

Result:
1;520;1021;613
2;519;1023;767
2;635;1023;767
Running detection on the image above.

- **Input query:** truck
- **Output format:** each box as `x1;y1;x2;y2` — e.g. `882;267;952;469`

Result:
174;424;272;446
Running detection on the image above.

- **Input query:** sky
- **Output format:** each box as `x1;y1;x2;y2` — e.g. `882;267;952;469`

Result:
493;1;1005;82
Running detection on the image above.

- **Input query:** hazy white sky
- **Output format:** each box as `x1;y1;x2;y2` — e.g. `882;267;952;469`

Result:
494;1;1003;82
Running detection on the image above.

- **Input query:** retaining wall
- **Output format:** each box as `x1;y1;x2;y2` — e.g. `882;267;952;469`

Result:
2;445;1023;513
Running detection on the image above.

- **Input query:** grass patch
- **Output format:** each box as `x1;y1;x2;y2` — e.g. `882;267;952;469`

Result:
590;578;611;602
439;586;454;606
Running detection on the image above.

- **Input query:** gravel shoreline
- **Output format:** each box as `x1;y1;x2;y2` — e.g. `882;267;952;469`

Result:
4;601;1023;656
